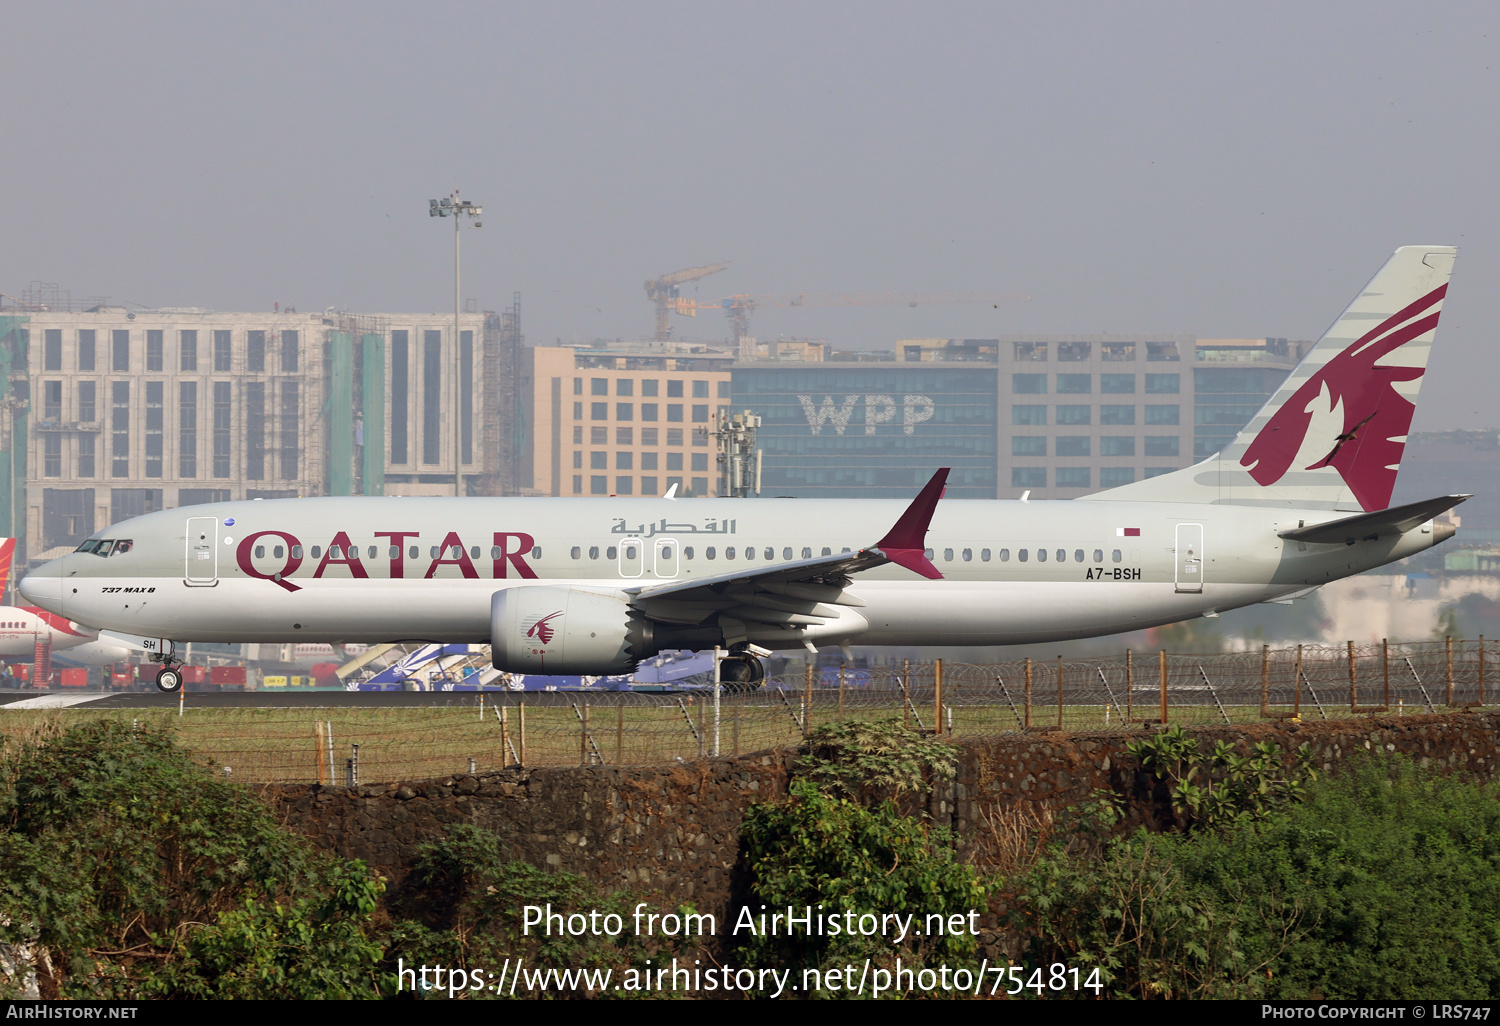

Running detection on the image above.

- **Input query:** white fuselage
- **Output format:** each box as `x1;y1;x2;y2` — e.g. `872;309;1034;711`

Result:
18;495;1441;653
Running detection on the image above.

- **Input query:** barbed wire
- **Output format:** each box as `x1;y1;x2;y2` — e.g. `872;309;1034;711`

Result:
1;640;1492;784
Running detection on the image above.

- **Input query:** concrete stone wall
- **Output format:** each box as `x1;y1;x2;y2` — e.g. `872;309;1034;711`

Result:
261;711;1499;922
945;710;1499;843
261;752;793;916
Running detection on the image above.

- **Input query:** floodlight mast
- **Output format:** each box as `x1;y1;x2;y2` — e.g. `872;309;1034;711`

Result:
429;191;482;496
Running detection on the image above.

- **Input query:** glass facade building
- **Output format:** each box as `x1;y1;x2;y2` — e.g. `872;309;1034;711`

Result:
994;335;1197;497
728;335;1304;501
731;365;998;498
1192;339;1300;459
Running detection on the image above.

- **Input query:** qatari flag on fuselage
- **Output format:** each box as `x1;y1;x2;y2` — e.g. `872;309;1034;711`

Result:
1115;527;1141;537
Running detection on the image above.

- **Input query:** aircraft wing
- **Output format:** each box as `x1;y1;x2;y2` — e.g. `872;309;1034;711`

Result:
1277;494;1470;545
622;468;948;629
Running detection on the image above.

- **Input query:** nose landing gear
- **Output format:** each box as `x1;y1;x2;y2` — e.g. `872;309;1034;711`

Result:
151;641;184;693
154;666;182;693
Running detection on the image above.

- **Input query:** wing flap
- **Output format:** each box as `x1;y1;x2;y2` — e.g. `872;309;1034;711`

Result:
627;468;949;634
628;548;887;604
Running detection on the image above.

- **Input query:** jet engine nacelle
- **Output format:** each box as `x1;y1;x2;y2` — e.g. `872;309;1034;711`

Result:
490;586;653;675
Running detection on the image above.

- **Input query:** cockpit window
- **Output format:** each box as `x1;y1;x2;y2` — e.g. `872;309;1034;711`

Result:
74;538;132;556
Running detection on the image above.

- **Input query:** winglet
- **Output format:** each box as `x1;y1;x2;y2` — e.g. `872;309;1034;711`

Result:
872;468;949;579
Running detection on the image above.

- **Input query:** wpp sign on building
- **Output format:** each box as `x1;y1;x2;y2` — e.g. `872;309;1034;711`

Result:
731;364;998;498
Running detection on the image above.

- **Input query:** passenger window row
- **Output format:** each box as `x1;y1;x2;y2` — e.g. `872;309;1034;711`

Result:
567;544;856;562
247;540;1124;568
553;544;1125;566
250;543;545;561
920;547;1124;564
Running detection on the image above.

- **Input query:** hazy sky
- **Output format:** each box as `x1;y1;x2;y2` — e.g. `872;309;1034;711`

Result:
4;2;1497;429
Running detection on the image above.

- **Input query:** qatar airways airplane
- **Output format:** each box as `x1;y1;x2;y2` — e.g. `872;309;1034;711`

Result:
19;246;1466;692
0;538;131;667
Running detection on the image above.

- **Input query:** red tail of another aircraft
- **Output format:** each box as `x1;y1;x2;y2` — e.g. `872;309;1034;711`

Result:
0;538;15;602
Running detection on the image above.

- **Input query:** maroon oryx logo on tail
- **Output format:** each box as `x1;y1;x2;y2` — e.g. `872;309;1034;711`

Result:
526;611;564;645
1240;283;1446;512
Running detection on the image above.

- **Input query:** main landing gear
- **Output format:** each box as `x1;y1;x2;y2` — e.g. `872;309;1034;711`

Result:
718;647;767;693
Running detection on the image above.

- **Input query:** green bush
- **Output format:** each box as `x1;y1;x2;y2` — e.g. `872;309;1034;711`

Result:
736;720;991;991
795;718;959;799
1126;725;1317;830
0;720;384;999
383;824;692;999
1015;800;1298;999
1172;755;1500;999
1017;754;1500;999
740;779;992;981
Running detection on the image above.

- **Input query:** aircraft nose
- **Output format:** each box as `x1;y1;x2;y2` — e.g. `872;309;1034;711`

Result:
18;569;64;612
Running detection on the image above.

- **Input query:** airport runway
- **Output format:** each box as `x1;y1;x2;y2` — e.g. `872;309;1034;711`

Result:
0;688;651;709
0;685;1260;712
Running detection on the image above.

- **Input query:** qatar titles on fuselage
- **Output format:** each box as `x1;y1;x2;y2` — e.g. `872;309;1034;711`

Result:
18;246;1466;677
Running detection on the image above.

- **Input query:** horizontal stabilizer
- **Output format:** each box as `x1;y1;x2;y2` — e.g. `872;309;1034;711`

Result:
1277;494;1468;545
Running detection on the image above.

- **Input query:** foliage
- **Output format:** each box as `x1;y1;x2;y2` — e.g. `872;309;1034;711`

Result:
1181;756;1500;999
795;718;958;800
0;719;384;999
1433;591;1500;640
738;778;992;990
1126;725;1317;830
1433;604;1465;641
1148;619;1228;653
107;862;385;1000
1016;755;1500;999
725;720;987;993
383;824;690;999
1015;803;1304;999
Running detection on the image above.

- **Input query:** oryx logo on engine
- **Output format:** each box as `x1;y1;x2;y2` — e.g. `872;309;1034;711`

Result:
526;611;563;645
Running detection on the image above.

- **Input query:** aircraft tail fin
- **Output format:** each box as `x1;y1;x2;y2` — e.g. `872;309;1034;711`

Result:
0;538;15;600
1083;245;1456;511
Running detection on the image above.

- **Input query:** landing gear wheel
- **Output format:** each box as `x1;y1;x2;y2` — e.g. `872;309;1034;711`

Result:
155;667;182;694
719;654;766;693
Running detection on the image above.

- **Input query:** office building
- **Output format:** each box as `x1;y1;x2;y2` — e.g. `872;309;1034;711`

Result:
519;341;734;498
726;334;1307;500
0;297;523;566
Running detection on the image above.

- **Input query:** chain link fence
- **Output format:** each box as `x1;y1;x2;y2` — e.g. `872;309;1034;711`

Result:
2;640;1492;784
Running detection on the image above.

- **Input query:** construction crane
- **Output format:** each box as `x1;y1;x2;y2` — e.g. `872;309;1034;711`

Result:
644;263;730;341
671;291;1032;348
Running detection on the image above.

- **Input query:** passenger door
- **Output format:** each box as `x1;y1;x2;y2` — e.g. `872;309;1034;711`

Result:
185;516;220;586
1175;522;1203;593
